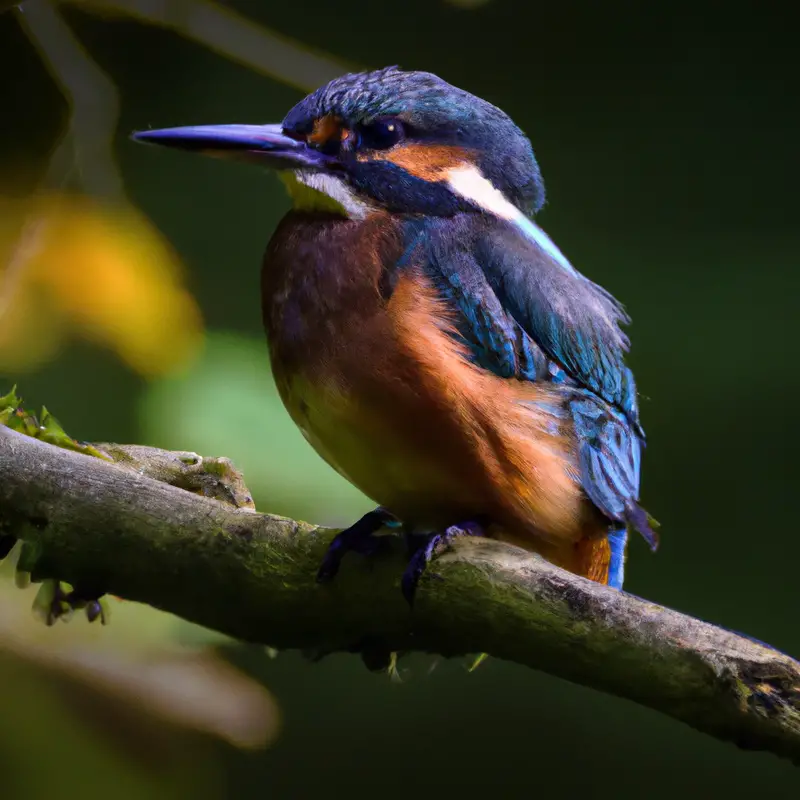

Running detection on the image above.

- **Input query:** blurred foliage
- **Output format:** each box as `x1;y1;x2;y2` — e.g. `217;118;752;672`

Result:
0;3;348;792
1;384;280;796
443;0;492;7
0;194;202;376
0;576;280;799
139;331;370;526
2;0;800;797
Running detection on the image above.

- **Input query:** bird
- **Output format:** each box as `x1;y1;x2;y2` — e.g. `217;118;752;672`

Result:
133;66;657;604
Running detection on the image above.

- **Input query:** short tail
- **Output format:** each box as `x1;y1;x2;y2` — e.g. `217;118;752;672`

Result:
624;503;660;552
569;395;660;576
573;518;653;591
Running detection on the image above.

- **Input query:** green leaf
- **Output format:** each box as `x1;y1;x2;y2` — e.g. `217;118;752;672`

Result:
1;387;108;459
39;406;108;459
0;384;20;411
16;540;42;575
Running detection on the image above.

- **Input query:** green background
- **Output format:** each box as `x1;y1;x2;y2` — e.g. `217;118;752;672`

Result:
2;1;799;796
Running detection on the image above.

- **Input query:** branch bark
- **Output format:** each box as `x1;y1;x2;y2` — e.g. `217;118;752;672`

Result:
1;424;799;764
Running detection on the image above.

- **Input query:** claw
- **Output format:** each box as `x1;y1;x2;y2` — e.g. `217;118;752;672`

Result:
317;511;486;606
317;506;398;582
85;598;111;624
86;600;103;623
33;580;109;626
401;533;443;606
401;521;485;607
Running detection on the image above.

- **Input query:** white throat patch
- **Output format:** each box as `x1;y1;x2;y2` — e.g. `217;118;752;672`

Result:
281;170;372;219
445;164;577;275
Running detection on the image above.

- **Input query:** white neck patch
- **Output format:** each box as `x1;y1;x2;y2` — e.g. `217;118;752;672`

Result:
445;164;577;275
282;170;373;219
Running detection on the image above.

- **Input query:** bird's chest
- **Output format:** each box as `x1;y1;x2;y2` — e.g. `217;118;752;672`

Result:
262;209;400;370
260;211;408;473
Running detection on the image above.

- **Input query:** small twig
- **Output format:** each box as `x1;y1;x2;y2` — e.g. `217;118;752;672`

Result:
2;2;120;332
1;424;799;764
3;0;351;334
63;0;352;91
17;0;123;198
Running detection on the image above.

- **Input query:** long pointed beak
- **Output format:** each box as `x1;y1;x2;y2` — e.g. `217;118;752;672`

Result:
131;123;334;171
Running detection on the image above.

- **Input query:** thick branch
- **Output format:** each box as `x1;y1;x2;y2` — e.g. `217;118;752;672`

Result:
1;425;799;764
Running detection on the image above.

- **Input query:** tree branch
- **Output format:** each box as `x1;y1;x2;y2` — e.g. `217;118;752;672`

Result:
63;0;351;92
1;424;799;764
18;0;124;198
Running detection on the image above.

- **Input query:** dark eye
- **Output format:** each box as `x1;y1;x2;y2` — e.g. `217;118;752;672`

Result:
357;118;405;150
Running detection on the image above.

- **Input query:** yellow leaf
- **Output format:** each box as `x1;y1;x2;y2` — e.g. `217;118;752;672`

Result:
0;273;63;372
0;194;203;377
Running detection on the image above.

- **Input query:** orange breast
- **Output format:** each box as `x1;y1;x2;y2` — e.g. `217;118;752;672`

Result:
262;213;610;581
383;269;594;542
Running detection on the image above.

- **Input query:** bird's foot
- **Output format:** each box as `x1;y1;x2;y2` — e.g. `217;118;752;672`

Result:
33;580;110;625
401;519;486;607
317;506;400;582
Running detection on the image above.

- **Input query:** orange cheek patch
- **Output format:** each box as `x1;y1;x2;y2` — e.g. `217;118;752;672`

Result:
365;144;473;181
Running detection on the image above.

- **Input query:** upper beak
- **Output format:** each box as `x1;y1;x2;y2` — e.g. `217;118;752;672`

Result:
131;123;334;171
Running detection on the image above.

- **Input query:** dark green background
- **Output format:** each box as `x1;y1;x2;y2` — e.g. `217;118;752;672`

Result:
2;1;799;795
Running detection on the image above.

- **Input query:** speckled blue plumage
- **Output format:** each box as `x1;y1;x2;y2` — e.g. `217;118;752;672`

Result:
397;213;652;588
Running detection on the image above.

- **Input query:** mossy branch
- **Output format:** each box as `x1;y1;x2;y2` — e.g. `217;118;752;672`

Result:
1;424;799;764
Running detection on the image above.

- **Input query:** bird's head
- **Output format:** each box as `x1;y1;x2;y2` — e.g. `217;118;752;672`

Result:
133;67;545;220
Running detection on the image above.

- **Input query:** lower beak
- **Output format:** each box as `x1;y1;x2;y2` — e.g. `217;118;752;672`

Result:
131;123;333;171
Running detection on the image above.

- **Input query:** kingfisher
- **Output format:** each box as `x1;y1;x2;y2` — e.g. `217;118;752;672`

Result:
133;66;657;603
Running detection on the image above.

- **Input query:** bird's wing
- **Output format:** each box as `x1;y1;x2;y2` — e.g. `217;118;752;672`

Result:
421;214;639;426
413;214;656;562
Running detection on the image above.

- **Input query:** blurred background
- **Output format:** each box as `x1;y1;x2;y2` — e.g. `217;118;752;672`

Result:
1;0;798;796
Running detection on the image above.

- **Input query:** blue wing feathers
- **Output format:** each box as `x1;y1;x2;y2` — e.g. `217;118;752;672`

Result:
428;257;519;378
412;214;656;570
476;227;637;422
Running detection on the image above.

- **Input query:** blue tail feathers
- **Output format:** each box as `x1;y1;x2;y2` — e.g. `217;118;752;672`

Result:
606;525;628;590
570;392;658;579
